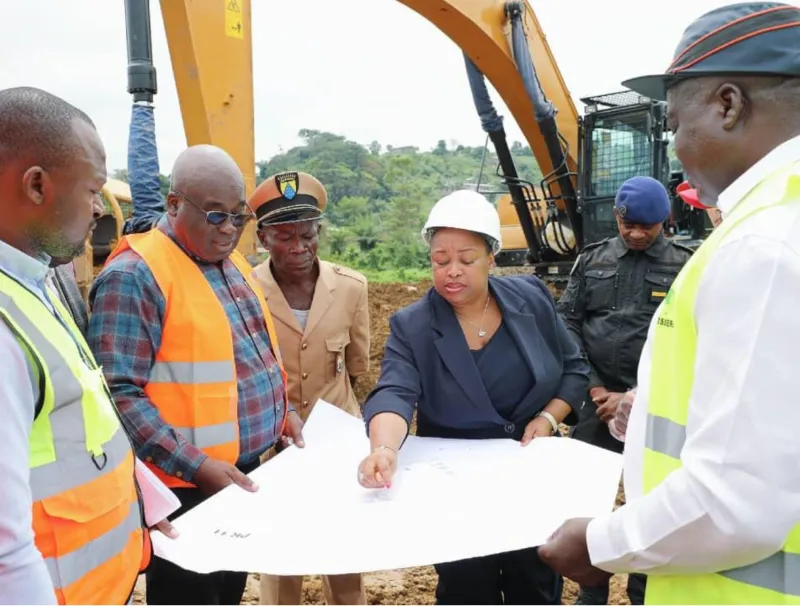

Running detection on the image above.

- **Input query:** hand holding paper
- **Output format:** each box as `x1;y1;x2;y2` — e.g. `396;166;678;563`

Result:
134;458;181;537
538;518;612;587
193;458;259;496
280;409;306;450
357;446;398;489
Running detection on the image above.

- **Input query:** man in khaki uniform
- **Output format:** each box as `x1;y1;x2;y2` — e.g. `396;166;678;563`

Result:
249;171;369;605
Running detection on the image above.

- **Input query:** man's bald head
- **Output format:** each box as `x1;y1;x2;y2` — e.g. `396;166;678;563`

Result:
170;144;244;199
166;144;250;263
0;86;97;171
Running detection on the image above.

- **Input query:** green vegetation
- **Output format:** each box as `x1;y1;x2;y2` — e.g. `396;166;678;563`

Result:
259;130;542;278
112;129;543;283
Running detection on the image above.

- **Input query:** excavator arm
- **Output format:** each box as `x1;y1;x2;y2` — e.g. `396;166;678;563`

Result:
123;0;582;259
398;0;579;176
135;0;258;254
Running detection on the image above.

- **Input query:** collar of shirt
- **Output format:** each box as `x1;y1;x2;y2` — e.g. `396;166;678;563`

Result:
717;133;800;217
0;238;53;308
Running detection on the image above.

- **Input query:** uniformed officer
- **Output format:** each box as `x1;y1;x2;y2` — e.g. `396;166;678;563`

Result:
556;175;693;605
248;171;370;606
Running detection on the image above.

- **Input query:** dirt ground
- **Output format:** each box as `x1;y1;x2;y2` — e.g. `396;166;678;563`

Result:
133;269;632;605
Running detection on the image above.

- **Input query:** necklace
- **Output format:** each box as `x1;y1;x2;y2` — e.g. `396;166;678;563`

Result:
459;294;491;337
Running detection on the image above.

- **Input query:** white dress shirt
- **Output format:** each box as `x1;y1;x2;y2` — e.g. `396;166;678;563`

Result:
585;134;800;575
0;239;59;604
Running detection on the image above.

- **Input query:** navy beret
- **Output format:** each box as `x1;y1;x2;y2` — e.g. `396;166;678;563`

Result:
615;176;671;225
623;2;800;100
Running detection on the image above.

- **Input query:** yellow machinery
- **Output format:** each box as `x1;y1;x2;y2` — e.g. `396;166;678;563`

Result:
125;0;700;282
73;178;130;301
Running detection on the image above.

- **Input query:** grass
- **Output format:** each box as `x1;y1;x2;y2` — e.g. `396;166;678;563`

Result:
247;251;431;285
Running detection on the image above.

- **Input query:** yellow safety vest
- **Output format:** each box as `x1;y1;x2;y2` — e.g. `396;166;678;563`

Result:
644;160;800;605
0;269;150;605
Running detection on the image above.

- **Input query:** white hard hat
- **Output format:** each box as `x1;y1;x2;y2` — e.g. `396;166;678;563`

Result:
421;190;502;254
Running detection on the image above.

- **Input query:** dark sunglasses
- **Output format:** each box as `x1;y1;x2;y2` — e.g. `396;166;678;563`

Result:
172;190;255;228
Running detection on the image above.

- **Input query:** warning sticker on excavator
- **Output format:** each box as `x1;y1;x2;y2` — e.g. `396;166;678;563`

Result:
225;0;243;39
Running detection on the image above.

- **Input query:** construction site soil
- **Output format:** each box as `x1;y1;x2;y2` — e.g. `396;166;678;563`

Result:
133;267;631;605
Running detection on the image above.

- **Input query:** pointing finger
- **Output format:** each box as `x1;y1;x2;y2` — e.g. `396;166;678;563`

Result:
230;468;259;492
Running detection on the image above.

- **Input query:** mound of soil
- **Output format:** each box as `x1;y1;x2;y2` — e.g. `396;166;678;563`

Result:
353;280;433;404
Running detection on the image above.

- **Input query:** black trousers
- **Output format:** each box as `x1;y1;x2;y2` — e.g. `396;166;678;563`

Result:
433;546;563;605
145;460;259;605
576;572;646;605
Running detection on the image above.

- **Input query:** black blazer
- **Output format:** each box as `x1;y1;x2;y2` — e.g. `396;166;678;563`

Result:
362;274;590;441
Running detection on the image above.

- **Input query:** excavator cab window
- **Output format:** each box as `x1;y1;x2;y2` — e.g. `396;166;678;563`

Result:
577;91;669;246
588;113;652;197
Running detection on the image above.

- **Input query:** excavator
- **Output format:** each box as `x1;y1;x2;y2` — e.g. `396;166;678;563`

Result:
109;0;709;289
73;178;130;300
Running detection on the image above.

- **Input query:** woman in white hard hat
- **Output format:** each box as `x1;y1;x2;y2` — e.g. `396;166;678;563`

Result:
356;190;590;605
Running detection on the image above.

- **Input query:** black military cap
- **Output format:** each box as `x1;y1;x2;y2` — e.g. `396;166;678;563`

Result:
623;2;800;100
248;171;327;226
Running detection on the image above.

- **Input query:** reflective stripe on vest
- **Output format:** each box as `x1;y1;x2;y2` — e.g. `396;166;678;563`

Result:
0;270;150;605
644;161;800;605
105;229;289;489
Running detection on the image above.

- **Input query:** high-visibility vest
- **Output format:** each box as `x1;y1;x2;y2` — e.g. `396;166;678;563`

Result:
0;269;151;605
106;228;288;489
645;160;800;604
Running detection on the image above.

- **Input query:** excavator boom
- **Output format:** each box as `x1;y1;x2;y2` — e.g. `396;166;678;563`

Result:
159;0;257;254
397;0;579;175
149;0;580;258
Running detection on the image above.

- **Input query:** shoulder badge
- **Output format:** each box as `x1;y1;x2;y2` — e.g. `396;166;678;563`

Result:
275;172;299;200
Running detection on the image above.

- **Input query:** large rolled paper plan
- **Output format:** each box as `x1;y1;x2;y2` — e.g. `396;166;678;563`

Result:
152;401;623;575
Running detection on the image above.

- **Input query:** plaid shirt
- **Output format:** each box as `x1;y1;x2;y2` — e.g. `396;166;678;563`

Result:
86;216;286;482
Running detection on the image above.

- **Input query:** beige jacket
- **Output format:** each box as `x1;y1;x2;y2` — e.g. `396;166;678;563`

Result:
253;259;370;420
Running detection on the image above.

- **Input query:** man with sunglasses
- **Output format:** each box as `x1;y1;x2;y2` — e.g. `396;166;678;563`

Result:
87;143;303;605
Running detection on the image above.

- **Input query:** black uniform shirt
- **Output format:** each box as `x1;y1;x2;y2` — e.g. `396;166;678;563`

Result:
556;234;693;392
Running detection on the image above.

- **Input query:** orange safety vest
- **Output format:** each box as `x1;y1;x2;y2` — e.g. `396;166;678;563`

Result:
0;269;151;605
106;228;288;489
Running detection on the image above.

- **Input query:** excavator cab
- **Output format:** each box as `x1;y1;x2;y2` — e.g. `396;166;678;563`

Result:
577;91;671;245
488;84;710;284
577;91;709;247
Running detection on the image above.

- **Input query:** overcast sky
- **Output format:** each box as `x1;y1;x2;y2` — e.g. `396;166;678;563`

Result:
0;0;752;173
